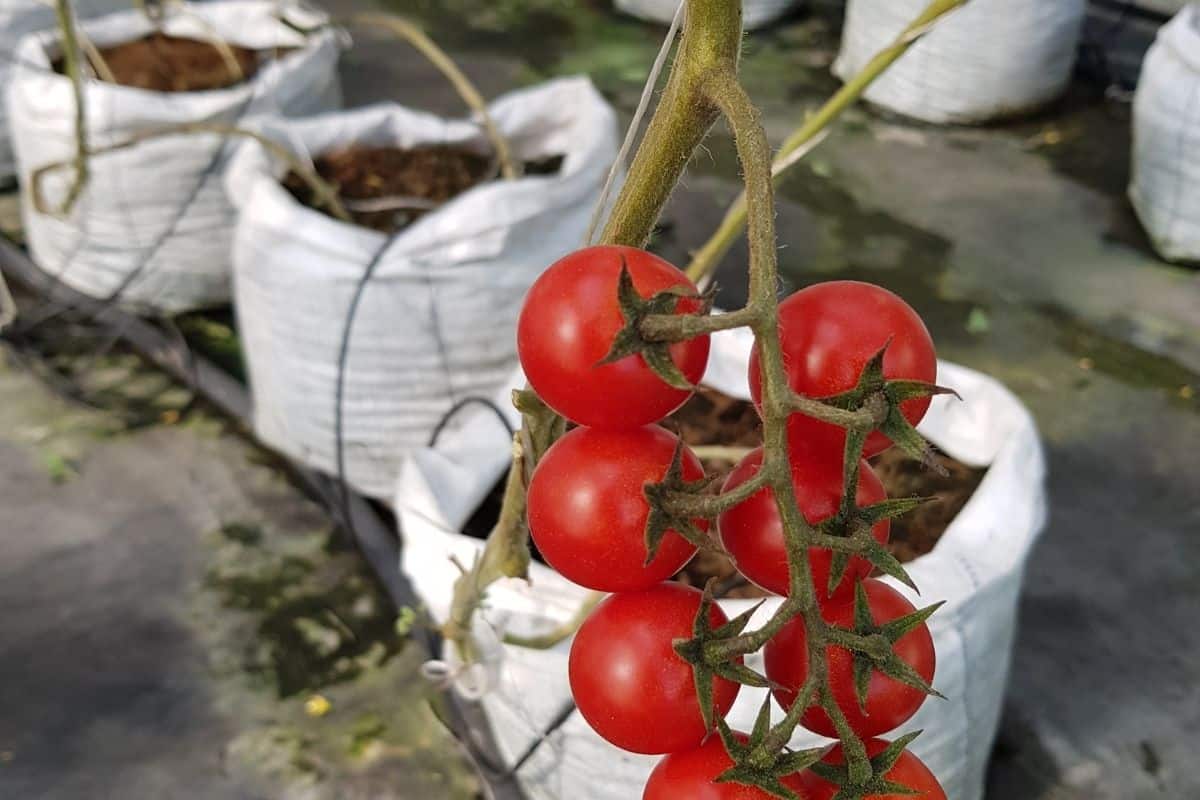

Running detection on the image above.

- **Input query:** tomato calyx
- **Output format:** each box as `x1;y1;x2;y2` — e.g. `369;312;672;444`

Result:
598;261;715;390
673;583;772;732
643;441;723;562
814;342;958;473
818;496;929;596
808;731;927;800
711;708;829;800
831;583;945;712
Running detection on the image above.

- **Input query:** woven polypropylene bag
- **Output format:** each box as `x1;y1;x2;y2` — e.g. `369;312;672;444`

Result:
5;1;342;312
225;77;619;500
615;0;799;31
835;0;1087;124
1130;4;1200;264
0;0;130;181
395;327;1047;800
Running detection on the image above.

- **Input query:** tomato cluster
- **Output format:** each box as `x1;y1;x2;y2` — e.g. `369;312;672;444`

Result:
518;246;946;798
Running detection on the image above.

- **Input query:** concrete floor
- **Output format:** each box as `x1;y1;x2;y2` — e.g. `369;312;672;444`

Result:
2;2;1199;799
0;351;479;799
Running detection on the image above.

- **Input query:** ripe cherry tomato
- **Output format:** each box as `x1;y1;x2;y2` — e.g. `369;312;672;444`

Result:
570;583;741;755
718;438;888;600
527;425;702;592
643;732;805;800
796;738;947;800
748;281;936;457
518;245;710;428
764;578;935;739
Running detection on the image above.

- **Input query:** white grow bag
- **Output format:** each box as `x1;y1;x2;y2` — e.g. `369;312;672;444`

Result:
834;0;1087;124
5;1;342;312
397;328;1047;800
225;77;619;500
1130;4;1200;264
0;0;129;181
615;0;799;32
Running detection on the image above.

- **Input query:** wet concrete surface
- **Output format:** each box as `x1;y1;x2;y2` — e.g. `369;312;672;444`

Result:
2;2;1198;799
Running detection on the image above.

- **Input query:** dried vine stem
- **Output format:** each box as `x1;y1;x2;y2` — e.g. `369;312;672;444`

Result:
53;0;89;217
686;0;969;283
351;13;518;181
30;121;351;223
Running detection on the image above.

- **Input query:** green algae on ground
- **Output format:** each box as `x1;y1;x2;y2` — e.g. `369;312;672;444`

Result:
204;522;404;698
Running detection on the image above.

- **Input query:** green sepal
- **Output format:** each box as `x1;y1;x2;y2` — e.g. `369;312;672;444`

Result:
596;261;708;390
852;651;873;713
713;660;772;689
826;550;852;597
642;441;715;563
862;538;919;592
880;601;945;643
856;496;932;525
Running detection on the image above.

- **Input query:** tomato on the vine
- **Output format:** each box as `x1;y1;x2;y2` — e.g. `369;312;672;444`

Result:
796;738;947;800
527;425;702;592
517;245;710;428
643;732;805;800
764;578;935;739
718;438;888;599
569;583;741;755
748;281;936;457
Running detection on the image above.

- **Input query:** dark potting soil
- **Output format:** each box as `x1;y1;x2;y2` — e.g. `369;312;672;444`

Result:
283;147;566;234
56;33;262;92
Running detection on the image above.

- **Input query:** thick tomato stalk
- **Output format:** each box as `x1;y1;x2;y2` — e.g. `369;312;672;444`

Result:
748;281;937;457
517;245;710;428
569;584;741;755
764;578;936;739
718;437;889;600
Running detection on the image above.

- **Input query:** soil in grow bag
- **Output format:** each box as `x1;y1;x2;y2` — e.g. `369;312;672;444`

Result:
55;33;262;92
282;147;565;234
670;389;987;599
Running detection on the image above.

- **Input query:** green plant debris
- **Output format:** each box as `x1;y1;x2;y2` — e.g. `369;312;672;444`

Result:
347;713;388;758
204;524;404;698
966;307;991;336
40;450;77;483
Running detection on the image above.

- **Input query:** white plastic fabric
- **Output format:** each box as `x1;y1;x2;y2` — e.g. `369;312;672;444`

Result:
834;0;1087;124
0;0;131;180
5;1;342;312
615;0;799;31
226;77;619;500
1130;4;1200;264
396;328;1047;800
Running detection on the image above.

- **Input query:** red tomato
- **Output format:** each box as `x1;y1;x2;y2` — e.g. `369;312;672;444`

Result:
796;738;947;799
517;245;710;428
643;732;805;800
764;578;935;739
569;583;741;755
748;281;936;457
527;425;702;592
718;439;889;600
